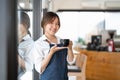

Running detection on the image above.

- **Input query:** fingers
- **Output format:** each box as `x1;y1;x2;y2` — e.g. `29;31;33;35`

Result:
69;41;73;45
53;45;66;50
67;41;73;50
56;46;66;50
50;44;67;54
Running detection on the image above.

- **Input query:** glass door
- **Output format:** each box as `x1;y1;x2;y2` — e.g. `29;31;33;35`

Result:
17;0;34;80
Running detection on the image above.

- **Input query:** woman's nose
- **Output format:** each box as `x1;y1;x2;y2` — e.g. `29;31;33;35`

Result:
52;24;57;28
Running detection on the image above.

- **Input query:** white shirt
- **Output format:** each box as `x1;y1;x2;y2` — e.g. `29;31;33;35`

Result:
34;35;75;74
18;34;34;72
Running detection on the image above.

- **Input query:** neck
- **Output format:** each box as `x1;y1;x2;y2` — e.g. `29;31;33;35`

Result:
45;34;57;43
18;32;27;43
45;33;55;39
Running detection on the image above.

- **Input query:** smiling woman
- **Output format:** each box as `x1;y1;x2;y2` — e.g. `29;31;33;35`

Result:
1;0;120;80
17;0;42;80
34;11;75;80
17;11;35;80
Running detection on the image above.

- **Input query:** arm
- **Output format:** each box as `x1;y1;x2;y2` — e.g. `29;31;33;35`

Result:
42;44;67;72
67;41;75;64
34;44;65;74
18;40;34;71
18;55;33;72
18;55;25;71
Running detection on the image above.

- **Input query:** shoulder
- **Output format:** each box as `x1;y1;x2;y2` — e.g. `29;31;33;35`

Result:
35;35;49;48
19;37;34;48
35;36;44;44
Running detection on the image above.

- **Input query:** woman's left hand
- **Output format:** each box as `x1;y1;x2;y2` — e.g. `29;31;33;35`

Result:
68;40;73;50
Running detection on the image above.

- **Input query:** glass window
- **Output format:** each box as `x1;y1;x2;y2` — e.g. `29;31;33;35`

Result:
56;11;105;46
56;11;120;48
105;12;120;35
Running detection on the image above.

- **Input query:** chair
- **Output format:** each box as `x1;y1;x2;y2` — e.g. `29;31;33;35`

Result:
68;53;87;80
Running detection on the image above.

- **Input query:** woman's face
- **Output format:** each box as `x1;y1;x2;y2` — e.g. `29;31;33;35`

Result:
18;24;27;40
44;17;60;36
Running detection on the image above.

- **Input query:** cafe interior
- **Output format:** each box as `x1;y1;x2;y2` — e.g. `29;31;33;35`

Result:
1;0;120;80
17;0;120;80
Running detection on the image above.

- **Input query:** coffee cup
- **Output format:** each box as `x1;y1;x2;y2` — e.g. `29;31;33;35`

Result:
60;39;69;47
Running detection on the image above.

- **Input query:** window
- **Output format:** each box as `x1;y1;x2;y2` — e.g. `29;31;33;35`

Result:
56;11;105;46
56;11;120;47
105;12;120;35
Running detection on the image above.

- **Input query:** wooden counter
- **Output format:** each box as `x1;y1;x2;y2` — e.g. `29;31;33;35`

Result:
79;50;120;80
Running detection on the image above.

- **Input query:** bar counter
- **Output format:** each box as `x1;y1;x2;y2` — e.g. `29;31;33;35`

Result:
76;49;120;80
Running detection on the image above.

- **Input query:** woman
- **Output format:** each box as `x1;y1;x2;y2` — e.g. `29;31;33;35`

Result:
17;11;34;79
34;12;75;80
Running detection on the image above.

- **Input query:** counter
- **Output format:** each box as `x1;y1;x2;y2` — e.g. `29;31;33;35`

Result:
79;49;120;80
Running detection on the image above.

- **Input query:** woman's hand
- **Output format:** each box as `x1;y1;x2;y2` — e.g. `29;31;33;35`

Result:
68;40;73;50
18;55;25;70
67;40;74;62
49;44;66;55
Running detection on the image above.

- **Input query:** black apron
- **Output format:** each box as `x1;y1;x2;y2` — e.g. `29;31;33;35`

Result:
40;44;68;80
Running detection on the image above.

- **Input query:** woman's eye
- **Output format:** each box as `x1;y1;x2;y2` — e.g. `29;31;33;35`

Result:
56;24;59;26
51;23;54;25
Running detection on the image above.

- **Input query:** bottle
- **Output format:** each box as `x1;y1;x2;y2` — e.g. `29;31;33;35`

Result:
108;39;115;52
108;43;112;52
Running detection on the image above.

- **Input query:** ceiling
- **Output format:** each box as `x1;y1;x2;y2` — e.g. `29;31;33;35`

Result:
18;0;120;11
51;0;120;11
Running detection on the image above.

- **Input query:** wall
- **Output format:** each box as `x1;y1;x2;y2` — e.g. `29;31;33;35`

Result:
0;0;17;80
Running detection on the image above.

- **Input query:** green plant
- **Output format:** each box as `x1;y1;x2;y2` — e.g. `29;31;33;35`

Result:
76;37;86;45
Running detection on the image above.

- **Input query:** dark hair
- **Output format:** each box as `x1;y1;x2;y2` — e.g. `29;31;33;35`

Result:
19;12;31;36
41;12;60;28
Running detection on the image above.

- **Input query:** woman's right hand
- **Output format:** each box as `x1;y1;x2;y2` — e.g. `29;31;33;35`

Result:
49;44;66;55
